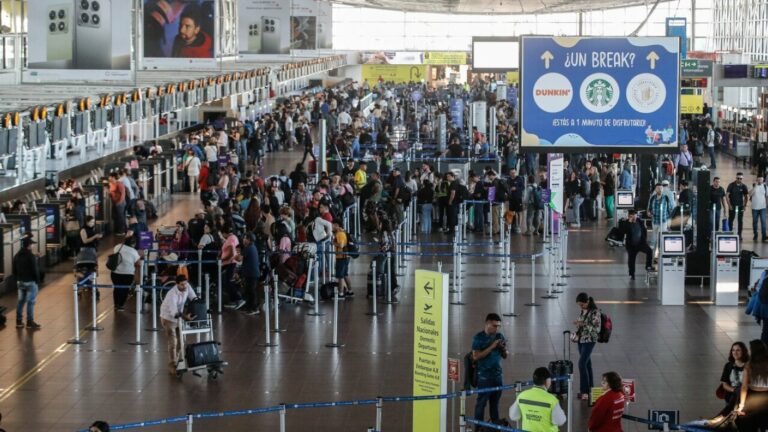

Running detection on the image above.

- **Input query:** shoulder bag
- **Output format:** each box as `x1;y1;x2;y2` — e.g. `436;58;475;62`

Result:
106;244;124;272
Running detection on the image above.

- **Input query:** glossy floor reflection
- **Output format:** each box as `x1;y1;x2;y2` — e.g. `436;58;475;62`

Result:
0;150;763;431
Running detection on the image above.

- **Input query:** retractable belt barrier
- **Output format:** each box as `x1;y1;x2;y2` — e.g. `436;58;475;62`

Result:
76;376;573;432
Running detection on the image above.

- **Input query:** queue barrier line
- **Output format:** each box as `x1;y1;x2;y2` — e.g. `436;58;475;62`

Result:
621;414;710;432
465;418;524;432
145;259;220;265
76;376;571;432
305;249;546;260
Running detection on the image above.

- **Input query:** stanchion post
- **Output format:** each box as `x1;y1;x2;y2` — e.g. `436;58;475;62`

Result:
567;373;573;432
257;282;276;347
67;283;86;344
147;272;159;331
459;415;466;432
186;413;193;432
86;273;103;331
384;251;397;304
272;271;285;332
451;244;465;305
503;262;517;317
325;282;344;348
542;246;558;299
307;259;324;316
375;396;383;431
128;282;147;345
197;250;203;290
204;273;210;313
279;404;286;432
367;260;380;316
525;255;540;306
216;259;223;314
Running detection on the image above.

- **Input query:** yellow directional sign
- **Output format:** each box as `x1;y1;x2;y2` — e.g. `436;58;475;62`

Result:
362;65;427;84
680;94;704;114
413;269;449;432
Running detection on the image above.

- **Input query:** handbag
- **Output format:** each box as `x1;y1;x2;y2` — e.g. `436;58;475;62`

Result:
106;245;124;271
707;411;739;431
716;383;726;400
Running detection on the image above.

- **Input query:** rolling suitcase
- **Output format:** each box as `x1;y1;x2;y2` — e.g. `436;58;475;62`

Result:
548;330;574;396
185;341;222;369
605;226;624;247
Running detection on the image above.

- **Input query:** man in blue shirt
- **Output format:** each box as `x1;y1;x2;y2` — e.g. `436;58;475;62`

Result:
472;313;508;423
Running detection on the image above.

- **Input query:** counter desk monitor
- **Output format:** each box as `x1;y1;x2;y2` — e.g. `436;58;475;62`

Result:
716;235;740;256
616;190;634;208
661;234;686;256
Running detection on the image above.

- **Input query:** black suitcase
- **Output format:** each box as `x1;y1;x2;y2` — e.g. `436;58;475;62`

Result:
185;341;222;368
605;226;624;247
740;250;759;292
548;331;574;396
320;281;338;301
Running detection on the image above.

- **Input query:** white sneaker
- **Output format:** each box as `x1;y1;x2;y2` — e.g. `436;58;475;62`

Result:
304;293;315;303
234;299;246;310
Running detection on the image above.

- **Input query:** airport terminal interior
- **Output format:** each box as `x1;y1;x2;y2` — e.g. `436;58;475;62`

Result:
1;0;768;431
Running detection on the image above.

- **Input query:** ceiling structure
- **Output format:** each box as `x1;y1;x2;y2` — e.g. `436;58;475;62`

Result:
332;0;652;14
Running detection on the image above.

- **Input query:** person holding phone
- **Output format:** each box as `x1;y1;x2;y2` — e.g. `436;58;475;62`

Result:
472;313;508;424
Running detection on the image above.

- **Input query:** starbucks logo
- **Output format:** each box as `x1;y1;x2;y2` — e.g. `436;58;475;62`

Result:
580;73;620;113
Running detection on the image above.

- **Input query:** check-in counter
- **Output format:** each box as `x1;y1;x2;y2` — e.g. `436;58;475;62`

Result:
5;212;48;258
82;184;107;228
0;222;23;287
139;160;162;203
36;201;68;266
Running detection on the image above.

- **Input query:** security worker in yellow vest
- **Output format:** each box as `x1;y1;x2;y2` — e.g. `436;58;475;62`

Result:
509;367;567;432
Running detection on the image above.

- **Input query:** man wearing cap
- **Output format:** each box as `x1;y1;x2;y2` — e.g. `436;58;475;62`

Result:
509;367;567;431
727;172;749;239
12;238;42;329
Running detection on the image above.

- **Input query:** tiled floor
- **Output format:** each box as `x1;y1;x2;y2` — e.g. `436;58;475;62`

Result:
0;149;764;431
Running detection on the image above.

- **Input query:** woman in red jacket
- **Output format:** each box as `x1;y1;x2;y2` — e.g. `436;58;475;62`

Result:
588;371;626;432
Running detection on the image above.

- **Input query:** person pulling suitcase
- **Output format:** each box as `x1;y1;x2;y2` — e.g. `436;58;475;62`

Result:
159;275;198;375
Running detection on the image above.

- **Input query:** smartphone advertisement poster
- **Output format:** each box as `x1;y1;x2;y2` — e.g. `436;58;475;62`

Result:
26;0;134;82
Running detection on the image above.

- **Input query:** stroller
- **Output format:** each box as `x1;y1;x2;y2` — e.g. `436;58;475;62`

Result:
74;247;99;299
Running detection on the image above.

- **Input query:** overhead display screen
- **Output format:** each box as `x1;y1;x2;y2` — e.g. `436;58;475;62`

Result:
520;36;681;151
472;37;519;72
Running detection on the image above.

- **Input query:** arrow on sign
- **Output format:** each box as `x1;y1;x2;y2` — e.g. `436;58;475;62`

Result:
424;281;433;296
423;304;433;313
541;51;554;69
646;51;660;69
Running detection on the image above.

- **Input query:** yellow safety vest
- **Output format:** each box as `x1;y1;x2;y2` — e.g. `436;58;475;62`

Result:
516;387;559;432
355;170;367;190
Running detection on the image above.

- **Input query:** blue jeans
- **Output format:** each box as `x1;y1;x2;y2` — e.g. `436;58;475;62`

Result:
708;146;716;168
474;376;503;422
16;281;39;322
753;209;767;239
420;203;433;234
578;342;596;394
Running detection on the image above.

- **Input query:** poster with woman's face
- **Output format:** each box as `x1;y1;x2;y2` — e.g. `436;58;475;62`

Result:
143;0;216;59
290;16;316;50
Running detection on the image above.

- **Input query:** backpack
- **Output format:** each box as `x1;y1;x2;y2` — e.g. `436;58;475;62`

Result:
531;186;544;210
344;235;360;259
306;220;317;242
271;219;290;241
457;183;469;204
398;187;412;204
463;351;477;390
598;311;612;343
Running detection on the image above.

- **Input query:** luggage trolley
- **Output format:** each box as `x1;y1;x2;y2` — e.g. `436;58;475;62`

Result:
175;301;227;380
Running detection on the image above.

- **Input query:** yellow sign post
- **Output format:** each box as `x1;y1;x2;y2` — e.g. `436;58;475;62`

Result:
362;65;427;84
412;269;449;432
680;94;704;115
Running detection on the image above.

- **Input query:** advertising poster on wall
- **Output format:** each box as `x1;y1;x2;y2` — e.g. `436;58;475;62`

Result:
520;36;680;150
316;0;333;50
290;0;317;51
142;0;217;69
361;51;424;65
362;64;426;85
238;0;291;54
26;0;134;82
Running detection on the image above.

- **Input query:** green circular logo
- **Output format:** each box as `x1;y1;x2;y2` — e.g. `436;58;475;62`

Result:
580;73;620;114
585;79;614;107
